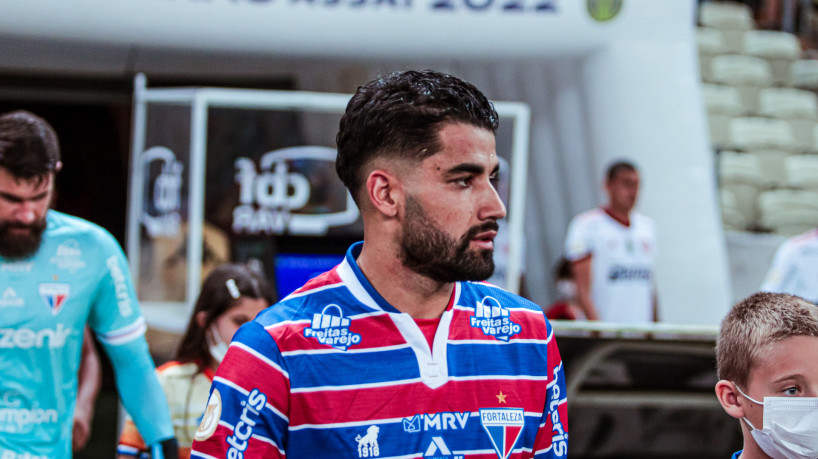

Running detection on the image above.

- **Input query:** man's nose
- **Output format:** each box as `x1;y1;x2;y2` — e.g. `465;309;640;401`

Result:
481;183;507;221
12;202;36;224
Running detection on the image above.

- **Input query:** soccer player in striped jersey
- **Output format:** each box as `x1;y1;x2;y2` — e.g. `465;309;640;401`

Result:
191;70;568;459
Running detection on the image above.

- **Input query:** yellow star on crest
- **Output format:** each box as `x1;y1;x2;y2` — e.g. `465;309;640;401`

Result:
496;391;507;404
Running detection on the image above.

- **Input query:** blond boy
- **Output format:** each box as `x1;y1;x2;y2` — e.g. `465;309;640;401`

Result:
715;292;818;459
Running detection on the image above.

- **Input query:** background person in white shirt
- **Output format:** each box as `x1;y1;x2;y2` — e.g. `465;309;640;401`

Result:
563;160;658;323
760;228;818;304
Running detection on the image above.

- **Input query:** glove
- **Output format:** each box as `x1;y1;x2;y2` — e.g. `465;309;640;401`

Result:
149;437;179;459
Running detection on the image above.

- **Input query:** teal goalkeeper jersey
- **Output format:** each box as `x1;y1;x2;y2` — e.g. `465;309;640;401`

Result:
0;210;147;458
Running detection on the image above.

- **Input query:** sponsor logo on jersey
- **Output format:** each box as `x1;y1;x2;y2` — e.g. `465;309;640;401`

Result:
232;146;359;236
303;304;362;351
0;261;33;272
0;407;59;434
0;324;72;349
38;283;69;315
470;296;521;342
549;366;568;456
0;391;59;435
141;146;183;238
607;265;651;281
49;239;86;272
479;408;524;459
224;388;267;458
194;389;222;442
0;450;49;459
424;436;463;459
0;288;23;308
106;256;133;317
354;425;380;458
402;412;470;433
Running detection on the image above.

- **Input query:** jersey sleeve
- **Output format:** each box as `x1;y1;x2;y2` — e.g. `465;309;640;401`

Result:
533;321;568;457
760;240;796;293
86;229;175;445
191;321;289;458
564;215;593;262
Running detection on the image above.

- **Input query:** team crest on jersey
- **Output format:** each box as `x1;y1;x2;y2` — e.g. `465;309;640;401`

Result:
303;304;362;351
469;296;521;341
39;283;70;315
354;425;380;457
479;408;525;459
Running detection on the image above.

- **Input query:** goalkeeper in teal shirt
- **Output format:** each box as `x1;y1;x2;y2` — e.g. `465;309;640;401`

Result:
0;110;177;458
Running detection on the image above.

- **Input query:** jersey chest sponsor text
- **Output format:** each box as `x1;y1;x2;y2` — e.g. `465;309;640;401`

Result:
0;324;72;349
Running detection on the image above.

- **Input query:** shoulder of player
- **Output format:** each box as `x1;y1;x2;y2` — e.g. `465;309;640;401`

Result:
571;207;606;225
460;281;546;317
45;210;120;248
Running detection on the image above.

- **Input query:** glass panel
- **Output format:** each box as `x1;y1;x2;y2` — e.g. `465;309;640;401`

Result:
137;103;192;303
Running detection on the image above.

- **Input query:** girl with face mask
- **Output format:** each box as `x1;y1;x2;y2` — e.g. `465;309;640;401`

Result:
117;263;274;459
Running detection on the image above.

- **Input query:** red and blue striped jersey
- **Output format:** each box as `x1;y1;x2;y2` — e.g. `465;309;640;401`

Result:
191;242;568;459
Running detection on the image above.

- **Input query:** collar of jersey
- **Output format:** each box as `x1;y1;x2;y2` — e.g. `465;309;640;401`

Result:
344;241;461;315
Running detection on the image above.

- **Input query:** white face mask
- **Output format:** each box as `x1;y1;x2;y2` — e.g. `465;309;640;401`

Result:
206;325;229;364
735;384;818;459
556;280;576;300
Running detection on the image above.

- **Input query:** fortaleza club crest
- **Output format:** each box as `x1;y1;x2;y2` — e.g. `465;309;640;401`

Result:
303;304;362;351
470;296;521;341
480;408;525;459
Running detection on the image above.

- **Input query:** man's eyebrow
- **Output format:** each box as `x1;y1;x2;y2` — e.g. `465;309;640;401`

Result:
0;190;49;203
445;163;496;176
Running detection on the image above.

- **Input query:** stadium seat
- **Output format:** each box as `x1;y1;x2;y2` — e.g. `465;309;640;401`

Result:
785;154;818;190
699;2;755;31
743;30;801;85
757;188;818;236
702;83;747;116
708;113;736;148
789;59;818;90
758;88;818;151
710;55;774;112
728;116;795;150
697;27;743;80
720;188;749;231
718;150;771;226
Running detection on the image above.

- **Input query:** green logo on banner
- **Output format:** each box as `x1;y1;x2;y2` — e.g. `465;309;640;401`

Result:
587;0;623;22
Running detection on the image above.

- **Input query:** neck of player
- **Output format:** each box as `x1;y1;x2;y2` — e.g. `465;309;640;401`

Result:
356;241;452;320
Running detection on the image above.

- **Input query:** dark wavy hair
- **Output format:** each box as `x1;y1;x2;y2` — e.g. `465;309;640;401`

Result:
335;69;499;203
0;110;61;184
175;263;275;371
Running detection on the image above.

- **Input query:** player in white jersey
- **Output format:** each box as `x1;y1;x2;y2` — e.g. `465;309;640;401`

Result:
760;228;818;304
564;160;657;323
0;110;178;458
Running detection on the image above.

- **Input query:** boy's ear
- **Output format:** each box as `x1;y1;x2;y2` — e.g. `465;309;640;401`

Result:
715;380;746;419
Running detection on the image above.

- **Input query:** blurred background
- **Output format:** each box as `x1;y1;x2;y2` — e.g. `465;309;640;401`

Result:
1;0;816;457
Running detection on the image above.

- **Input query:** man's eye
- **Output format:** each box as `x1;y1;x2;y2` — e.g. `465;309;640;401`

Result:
454;177;473;187
783;386;799;396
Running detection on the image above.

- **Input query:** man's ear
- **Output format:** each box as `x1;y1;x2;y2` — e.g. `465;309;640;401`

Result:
365;169;401;218
715;380;746;419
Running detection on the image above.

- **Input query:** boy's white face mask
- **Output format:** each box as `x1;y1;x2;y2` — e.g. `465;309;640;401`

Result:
206;325;229;364
735;384;818;459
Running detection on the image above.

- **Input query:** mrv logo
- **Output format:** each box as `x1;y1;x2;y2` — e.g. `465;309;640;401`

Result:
141;146;183;237
470;296;521;341
403;411;470;433
233;146;359;236
303;304;362;351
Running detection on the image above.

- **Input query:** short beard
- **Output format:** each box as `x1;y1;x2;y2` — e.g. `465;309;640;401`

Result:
0;219;46;259
399;195;497;283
